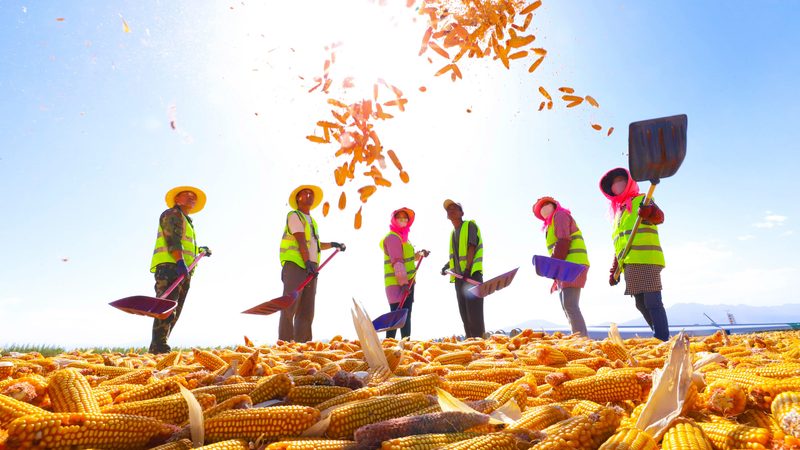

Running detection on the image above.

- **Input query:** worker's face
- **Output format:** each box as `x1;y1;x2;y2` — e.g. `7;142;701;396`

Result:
611;175;628;196
296;189;314;208
540;203;556;219
174;191;197;210
394;211;409;226
446;204;463;221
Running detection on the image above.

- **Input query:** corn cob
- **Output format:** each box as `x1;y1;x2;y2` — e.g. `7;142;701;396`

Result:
485;383;527;411
439;430;543;449
445;380;502;401
444;368;525;385
237;349;260;377
316;387;381;412
413;404;442;415
377;374;441;396
752;362;800;379
555;346;596;361
567;357;613;371
250;373;293;404
380;432;479;449
93;388;114;407
325;393;436;439
527;346;568;366
265;439;359;449
191;382;256;403
196;439;250;449
696;421;770;449
598;427;657;450
291;372;335;386
661;420;714;450
154;351;181;370
113;377;185;403
353;411;492;448
47;368;102;413
772;391;800;439
193;349;228;371
0;394;50;427
0;375;49;404
204;405;320;442
101;392;215;424
66;362;136;378
568;399;607;416
601;340;629;362
620;403;645;429
738;409;783;435
98;368;152;386
433;350;474;366
507;404;570;432
287;385;352;406
530;407;622;449
548;370;652;403
702;379;747;416
4;412;176;449
703;369;774;389
750;378;800;409
151;439;193;450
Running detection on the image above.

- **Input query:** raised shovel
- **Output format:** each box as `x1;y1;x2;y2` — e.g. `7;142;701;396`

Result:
445;267;519;298
372;256;426;333
241;249;340;316
613;114;688;282
109;251;207;320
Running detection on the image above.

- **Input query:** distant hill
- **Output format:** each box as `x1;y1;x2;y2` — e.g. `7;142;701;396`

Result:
506;318;567;330
604;303;800;327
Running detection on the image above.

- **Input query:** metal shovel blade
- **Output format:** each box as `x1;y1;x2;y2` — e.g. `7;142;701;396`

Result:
468;267;519;298
241;294;295;316
372;308;409;333
628;114;688;183
532;255;587;282
109;296;177;320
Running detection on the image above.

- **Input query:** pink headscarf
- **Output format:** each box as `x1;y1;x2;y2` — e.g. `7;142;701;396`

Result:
599;167;640;216
533;196;571;231
389;207;415;242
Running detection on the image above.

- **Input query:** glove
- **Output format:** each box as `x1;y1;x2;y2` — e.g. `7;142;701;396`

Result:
330;242;346;252
418;249;431;258
176;259;189;278
441;263;449;276
638;204;664;225
305;260;318;276
609;257;620;286
198;246;212;257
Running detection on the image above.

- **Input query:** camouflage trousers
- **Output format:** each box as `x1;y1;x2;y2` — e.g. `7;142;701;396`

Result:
149;263;191;354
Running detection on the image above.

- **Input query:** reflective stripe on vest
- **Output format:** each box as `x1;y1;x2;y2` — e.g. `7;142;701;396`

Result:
150;211;196;273
613;194;665;267
280;210;320;269
380;232;417;287
448;220;483;282
545;218;590;267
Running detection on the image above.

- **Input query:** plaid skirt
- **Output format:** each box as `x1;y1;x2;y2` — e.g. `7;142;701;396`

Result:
623;263;663;295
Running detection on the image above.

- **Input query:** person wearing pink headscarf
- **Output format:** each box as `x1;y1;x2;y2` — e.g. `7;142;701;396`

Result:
380;207;429;339
599;167;669;341
532;196;590;337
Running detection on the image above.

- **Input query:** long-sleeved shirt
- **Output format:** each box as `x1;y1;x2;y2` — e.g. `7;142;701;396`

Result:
384;233;411;304
160;206;192;256
552;210;587;289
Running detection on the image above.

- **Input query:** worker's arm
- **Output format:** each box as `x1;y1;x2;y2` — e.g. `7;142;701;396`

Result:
551;210;572;260
160;208;185;262
464;222;479;276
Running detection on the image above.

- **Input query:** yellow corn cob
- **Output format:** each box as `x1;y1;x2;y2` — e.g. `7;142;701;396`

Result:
316;387;381;412
250;373;293;404
353;411;492;448
337;359;366;372
530;407;622;449
567;357;613;371
325;393;436;439
291;372;335;386
287;385;352;406
237;349;260;377
696;421;770;449
4;412;176;449
196;439;250;449
66;362;136;378
101;392;215;424
548;370;651;403
47;369;102;414
636;357;666;369
414;404;443;415
661;420;714;450
738;409;783;435
200;394;253;421
439;430;543;449
703;369;774;389
445;380;502;401
528;346;568;366
598;427;657;450
433;350;474;366
113;377;185;403
772;391;800;439
507;404;570;432
204;405;319;442
93;388;114;407
620;403;645;429
702;379;747;416
557;364;597;379
154;351;181;370
569;399;607;416
601;340;629;362
377;374;441;396
193;348;228;371
191;382;256;403
466;359;514;370
265;439;359;449
485;382;527;411
98;368;152;386
151;439;193;450
750;378;800;409
555;346;596;361
0;393;50;427
444;368;525;385
380;432;478;449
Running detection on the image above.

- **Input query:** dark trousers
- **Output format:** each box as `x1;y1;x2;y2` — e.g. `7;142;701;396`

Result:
150;263;191;354
634;291;670;341
279;262;318;342
385;286;414;340
455;271;484;338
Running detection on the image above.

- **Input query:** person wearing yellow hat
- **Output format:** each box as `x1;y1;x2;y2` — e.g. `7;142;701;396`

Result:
149;186;211;354
532;196;590;337
440;199;485;338
279;185;346;342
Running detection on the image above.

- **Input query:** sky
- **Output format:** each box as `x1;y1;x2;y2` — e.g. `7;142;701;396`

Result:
1;1;799;348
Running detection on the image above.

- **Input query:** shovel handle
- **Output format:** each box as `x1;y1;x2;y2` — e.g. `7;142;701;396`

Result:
398;255;426;310
613;183;657;282
293;249;340;294
445;270;481;286
159;251;207;299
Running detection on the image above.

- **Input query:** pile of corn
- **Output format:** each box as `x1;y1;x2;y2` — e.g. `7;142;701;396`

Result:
1;329;800;449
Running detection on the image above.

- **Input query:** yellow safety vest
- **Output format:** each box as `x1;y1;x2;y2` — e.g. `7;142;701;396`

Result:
613;194;665;269
150;209;196;273
545;216;590;266
448;220;483;282
380;232;416;287
280;210;320;269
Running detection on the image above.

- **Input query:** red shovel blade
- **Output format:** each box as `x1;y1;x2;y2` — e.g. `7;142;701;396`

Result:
468;267;519;298
109;296;177;320
372;308;408;333
241;295;295;316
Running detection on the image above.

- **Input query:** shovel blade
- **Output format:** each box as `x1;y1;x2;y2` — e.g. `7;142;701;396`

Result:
468;267;519;298
109;296;177;320
532;255;587;282
629;114;687;183
241;295;295;316
372;309;408;333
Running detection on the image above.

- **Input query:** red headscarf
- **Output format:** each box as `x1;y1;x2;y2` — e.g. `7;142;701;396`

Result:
533;196;572;231
599;167;640;216
389;207;415;242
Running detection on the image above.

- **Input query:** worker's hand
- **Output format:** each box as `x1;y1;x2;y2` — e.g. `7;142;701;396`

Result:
441;264;449;276
417;249;431;258
176;260;189;278
330;242;346;252
638;204;664;225
464;265;473;277
305;260;319;276
198;246;212;257
609;257;620;286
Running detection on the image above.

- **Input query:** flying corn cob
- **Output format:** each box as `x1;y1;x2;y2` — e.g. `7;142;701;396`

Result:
661;420;714;450
204;405;320;442
47;368;103;413
771;391;800;439
353;411;492;447
325;393;436;440
598;427;658;450
696;421;770;449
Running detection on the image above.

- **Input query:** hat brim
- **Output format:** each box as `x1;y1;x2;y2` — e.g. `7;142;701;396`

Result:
392;207;416;226
165;186;206;214
600;168;630;197
443;199;462;211
289;185;323;210
532;196;557;221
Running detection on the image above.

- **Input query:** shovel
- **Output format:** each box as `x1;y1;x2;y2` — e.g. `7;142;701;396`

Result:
241;249;339;316
532;255;587;282
372;256;426;333
445;267;519;298
613;114;687;282
109;252;207;320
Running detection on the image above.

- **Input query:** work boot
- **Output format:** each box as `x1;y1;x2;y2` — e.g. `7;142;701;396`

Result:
148;344;171;354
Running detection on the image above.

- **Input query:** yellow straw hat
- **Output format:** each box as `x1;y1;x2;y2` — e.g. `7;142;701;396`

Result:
289;185;323;210
165;186;206;214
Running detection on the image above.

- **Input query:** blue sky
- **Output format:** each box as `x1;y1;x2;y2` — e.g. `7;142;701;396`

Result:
1;1;798;347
